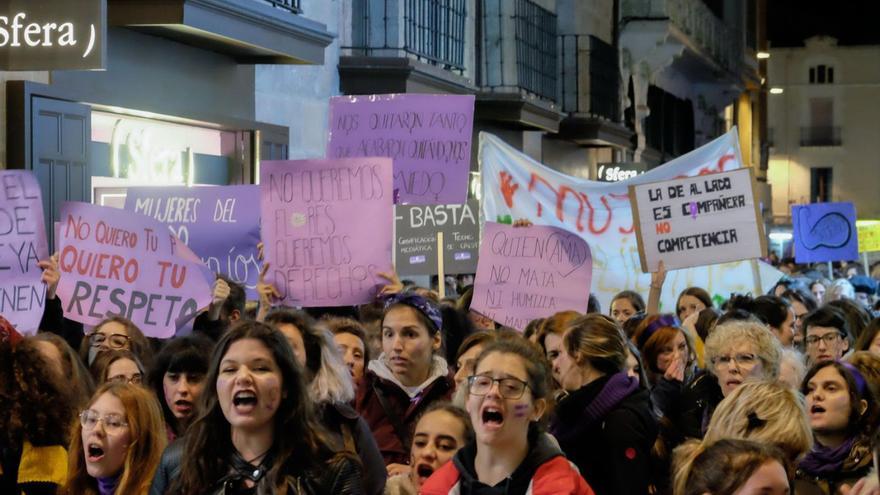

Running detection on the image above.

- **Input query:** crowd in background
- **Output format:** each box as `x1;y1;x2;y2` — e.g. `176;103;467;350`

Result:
1;250;880;495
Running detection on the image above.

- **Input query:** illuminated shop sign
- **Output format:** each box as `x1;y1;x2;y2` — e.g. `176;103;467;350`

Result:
596;163;647;182
0;0;105;70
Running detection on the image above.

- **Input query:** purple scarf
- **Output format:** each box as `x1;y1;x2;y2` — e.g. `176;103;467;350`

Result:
552;372;640;440
97;475;119;495
799;437;857;476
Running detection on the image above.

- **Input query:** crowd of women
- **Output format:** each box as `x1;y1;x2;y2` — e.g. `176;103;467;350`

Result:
1;251;880;494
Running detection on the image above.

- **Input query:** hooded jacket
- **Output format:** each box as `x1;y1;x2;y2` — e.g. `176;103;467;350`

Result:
419;433;595;495
550;373;657;495
356;356;454;465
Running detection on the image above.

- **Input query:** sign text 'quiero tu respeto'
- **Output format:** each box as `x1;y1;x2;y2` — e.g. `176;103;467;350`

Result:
0;0;105;70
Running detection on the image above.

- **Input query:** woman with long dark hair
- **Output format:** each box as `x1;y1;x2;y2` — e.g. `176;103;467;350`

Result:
154;321;362;494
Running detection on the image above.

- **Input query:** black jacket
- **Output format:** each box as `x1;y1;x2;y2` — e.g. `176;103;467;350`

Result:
320;402;386;495
551;374;658;495
149;441;363;495
673;370;723;440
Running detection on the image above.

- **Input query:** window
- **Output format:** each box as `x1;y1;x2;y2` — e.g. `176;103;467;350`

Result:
809;65;835;84
810;168;833;203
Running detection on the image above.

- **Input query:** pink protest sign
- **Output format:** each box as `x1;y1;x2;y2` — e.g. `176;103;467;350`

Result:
261;158;393;307
327;94;475;205
55;202;214;339
472;222;593;331
0;171;49;334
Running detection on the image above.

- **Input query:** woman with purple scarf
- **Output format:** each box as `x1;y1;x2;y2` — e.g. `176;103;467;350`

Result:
795;361;879;495
549;314;657;495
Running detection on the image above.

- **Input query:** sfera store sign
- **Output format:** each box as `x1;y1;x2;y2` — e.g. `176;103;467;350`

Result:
596;163;647;182
0;0;105;70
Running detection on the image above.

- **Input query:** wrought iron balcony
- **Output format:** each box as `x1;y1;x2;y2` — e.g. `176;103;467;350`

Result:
800;126;842;147
346;0;467;73
480;0;558;101
259;0;301;14
559;34;620;121
621;0;741;75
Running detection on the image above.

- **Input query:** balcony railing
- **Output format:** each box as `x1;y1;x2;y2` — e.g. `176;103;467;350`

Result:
559;34;620;121
346;0;467;73
622;0;741;75
480;0;558;101
258;0;301;14
800;126;842;147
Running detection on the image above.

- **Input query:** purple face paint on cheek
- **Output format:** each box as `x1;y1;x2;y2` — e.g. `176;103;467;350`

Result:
514;404;529;418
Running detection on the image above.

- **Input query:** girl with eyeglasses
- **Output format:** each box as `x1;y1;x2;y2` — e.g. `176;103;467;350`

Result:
795;361;879;494
89;350;146;386
79;316;153;368
421;337;594;495
66;382;166;495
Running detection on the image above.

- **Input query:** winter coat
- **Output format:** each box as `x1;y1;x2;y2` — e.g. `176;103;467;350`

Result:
795;436;873;495
420;433;595;495
673;370;723;440
149;441;363;495
321;402;386;495
355;356;454;465
550;373;657;495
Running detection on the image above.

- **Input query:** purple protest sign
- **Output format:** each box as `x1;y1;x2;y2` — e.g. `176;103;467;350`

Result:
472;222;593;331
0;171;49;334
124;186;262;297
261;158;393;307
327;94;475;205
55;202;214;339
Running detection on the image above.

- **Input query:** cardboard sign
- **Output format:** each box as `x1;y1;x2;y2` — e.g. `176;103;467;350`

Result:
629;168;765;272
471;222;593;331
124;186;262;297
261;158;393;307
793;202;858;263
857;220;880;253
0;0;106;70
55;202;214;338
0;171;49;334
327;94;475;205
480;129;785;311
395;200;480;275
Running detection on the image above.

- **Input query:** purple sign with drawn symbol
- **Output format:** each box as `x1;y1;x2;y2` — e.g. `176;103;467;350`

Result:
327;94;475;205
0;171;49;334
55;202;214;339
471;222;593;332
124;185;261;298
260;157;394;307
793;202;858;263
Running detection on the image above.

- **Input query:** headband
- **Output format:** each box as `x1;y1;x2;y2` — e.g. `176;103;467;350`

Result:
382;292;443;331
637;314;681;350
838;361;869;397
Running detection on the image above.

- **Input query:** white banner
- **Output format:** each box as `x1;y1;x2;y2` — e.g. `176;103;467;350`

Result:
479;128;783;312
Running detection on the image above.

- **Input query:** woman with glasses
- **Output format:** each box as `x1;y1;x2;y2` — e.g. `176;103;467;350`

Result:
795;361;879;494
153;321;362;494
677;321;782;440
66;382;166;495
79;316;153;367
421;337;594;495
549;314;656;495
356;292;454;468
89;349;146;386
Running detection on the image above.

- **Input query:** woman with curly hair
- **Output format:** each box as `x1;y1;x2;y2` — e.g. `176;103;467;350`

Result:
0;337;83;494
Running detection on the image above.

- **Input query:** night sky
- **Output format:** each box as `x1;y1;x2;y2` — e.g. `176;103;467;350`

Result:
768;0;880;47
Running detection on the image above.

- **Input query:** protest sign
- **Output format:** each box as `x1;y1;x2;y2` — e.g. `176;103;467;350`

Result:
125;186;261;297
395;200;480;275
55;202;214;338
792;202;858;263
327;94;475;205
471;222;592;331
261;157;393;307
480;129;785;311
630;168;765;272
0;171;49;334
857;220;880;253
